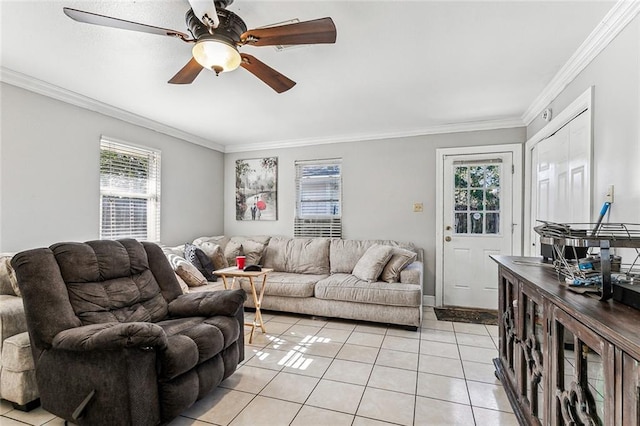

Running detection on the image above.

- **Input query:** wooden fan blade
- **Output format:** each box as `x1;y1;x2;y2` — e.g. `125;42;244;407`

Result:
168;58;204;84
63;7;193;42
241;17;336;46
240;54;296;93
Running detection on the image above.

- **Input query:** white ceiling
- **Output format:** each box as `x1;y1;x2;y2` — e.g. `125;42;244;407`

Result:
0;1;615;152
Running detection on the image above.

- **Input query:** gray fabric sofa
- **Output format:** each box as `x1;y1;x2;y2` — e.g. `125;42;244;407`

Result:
190;236;424;329
0;253;38;410
11;239;246;425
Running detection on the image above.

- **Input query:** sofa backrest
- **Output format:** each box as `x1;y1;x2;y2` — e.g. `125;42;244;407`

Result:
12;240;182;348
192;235;271;266
330;239;420;274
262;237;330;275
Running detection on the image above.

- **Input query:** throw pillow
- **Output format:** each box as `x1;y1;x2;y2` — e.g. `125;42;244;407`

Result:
199;242;228;270
161;244;186;257
165;253;189;271
175;264;207;287
242;240;266;265
380;247;417;283
224;240;243;266
352;244;394;282
184;243;217;281
175;273;189;294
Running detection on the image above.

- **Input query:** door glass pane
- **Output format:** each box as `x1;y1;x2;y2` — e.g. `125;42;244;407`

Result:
587;347;605;420
452;161;502;235
455;166;468;188
470;190;483;209
485;165;500;187
486;188;500;210
455;190;468;211
455;213;468;233
471;212;483;233
486;213;499;234
470;166;484;187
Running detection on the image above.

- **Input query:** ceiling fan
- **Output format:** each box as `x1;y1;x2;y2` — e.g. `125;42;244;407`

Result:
63;0;337;93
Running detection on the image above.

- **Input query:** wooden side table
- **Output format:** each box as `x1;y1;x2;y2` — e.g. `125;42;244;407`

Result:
213;267;273;344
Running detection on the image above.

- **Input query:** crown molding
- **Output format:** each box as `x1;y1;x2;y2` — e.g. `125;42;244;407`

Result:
0;67;225;152
522;0;640;125
224;117;525;153
1;66;524;154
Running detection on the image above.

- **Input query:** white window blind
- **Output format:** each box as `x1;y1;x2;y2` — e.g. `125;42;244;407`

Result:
294;159;342;238
100;138;161;242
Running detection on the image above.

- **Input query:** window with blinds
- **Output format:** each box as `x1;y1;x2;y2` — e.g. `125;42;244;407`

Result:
294;159;342;238
100;138;161;242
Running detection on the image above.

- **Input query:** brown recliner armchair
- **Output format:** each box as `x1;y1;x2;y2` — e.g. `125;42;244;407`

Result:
11;239;246;425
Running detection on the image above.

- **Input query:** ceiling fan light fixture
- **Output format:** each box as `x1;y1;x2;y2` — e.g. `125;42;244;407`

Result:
192;39;241;75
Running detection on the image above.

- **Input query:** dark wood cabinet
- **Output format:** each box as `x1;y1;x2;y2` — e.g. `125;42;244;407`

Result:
493;256;640;426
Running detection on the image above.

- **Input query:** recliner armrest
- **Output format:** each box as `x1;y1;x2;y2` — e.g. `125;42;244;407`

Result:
52;322;168;351
168;289;246;318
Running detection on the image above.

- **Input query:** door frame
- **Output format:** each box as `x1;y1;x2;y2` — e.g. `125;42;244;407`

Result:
435;143;523;307
523;86;593;256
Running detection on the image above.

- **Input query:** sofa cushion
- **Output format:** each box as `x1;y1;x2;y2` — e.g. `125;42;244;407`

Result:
52;240;170;325
329;240;372;274
66;269;170;324
239;272;325;298
352;244;394;282
380;247;418;283
315;274;422;307
330;239;418;274
156;317;228;380
262;237;330;274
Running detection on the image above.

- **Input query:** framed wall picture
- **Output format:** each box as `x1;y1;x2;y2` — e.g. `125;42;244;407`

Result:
235;157;278;221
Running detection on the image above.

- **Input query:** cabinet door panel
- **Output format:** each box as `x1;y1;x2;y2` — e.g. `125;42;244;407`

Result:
551;306;614;426
621;351;640;426
520;284;546;426
499;269;520;386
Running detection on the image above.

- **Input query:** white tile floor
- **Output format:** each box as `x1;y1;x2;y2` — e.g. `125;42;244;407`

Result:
0;308;518;425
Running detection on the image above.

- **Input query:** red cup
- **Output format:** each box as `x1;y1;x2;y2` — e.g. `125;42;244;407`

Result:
236;256;246;270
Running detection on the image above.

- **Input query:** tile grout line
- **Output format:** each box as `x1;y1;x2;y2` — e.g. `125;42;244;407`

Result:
455;323;478;426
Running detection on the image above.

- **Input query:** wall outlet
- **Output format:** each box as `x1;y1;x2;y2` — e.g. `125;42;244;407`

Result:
413;203;424;212
605;185;614;203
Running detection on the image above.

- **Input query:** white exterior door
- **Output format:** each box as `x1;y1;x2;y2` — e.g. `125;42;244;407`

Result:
442;152;514;309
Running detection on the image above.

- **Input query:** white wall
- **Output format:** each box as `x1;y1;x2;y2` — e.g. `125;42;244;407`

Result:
0;83;225;252
224;127;526;297
527;14;640;224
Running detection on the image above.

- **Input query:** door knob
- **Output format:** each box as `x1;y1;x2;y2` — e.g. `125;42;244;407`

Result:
445;236;452;242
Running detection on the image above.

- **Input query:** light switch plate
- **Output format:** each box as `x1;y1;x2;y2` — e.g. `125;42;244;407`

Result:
605;185;614;203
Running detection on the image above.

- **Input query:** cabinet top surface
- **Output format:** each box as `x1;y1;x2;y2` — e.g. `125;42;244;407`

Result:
492;255;640;358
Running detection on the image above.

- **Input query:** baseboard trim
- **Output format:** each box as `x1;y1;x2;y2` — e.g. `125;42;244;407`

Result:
423;295;435;307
